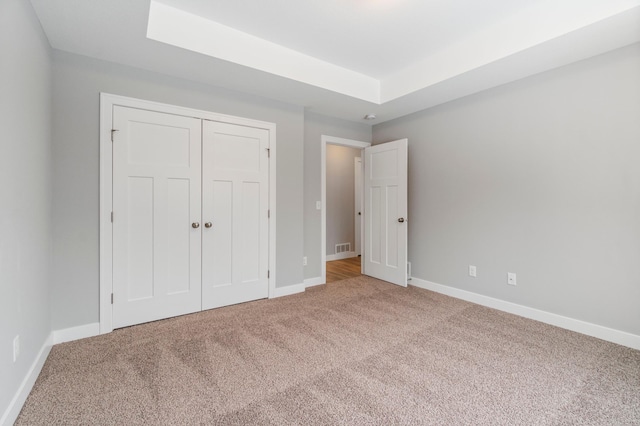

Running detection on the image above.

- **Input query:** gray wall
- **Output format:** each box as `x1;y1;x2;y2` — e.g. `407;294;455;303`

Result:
303;112;371;279
0;0;52;420
373;43;640;335
51;51;304;330
326;145;361;256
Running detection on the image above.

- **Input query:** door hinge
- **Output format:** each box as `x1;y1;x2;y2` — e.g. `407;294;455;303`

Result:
110;212;113;223
110;129;119;142
111;293;114;304
267;270;270;279
266;148;270;158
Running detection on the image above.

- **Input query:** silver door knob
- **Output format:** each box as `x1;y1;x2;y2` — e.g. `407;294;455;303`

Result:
398;218;405;223
192;222;200;228
204;222;212;228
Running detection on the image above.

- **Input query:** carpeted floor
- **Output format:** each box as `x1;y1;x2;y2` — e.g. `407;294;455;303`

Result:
17;276;640;425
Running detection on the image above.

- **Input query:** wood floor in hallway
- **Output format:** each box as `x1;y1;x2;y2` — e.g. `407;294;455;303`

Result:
326;256;361;283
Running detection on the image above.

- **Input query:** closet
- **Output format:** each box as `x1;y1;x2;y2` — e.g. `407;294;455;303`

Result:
107;102;271;329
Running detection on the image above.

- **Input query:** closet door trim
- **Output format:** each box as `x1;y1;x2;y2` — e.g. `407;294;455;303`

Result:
99;92;277;334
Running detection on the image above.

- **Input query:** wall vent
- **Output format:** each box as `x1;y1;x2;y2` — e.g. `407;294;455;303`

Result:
335;243;351;254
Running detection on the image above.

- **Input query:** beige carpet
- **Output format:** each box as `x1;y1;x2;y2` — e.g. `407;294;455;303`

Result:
17;276;640;425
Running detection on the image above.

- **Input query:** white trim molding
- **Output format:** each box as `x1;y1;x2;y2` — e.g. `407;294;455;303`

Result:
304;277;324;288
271;283;305;298
2;322;112;425
326;251;358;262
52;323;100;345
321;135;370;286
410;277;640;351
1;334;53;426
100;93;277;334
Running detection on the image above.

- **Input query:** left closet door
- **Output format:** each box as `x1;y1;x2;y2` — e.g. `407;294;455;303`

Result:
112;106;202;329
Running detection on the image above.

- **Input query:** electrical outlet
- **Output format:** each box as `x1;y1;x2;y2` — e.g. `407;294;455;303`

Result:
469;265;477;277
13;335;20;363
507;272;517;286
316;201;321;210
303;256;308;266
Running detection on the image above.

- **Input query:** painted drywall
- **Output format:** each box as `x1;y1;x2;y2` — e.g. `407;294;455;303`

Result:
303;112;371;279
373;43;640;336
51;51;304;331
0;0;52;421
326;145;361;256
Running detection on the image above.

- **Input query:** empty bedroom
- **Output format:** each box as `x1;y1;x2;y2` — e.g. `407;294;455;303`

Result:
1;0;639;424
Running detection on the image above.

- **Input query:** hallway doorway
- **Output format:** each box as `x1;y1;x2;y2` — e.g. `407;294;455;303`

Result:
326;257;362;283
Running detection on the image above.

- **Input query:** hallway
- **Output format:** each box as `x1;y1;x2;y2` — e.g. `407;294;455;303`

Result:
326;256;361;283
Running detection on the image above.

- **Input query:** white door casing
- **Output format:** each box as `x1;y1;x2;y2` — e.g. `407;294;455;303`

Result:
101;93;277;334
201;120;270;309
363;139;408;287
320;135;370;284
112;106;202;328
354;157;363;257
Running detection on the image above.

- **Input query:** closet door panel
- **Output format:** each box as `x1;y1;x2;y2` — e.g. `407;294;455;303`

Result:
112;106;202;328
202;121;269;310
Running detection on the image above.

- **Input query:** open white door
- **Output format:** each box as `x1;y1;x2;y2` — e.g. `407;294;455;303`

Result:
363;139;408;286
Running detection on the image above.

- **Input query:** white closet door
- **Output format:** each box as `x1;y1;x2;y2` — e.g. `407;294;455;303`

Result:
201;120;269;309
363;139;408;286
112;106;202;328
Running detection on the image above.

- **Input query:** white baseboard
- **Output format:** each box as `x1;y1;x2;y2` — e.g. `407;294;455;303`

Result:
326;251;358;261
1;333;53;426
52;322;100;345
304;277;324;288
410;277;640;350
271;283;305;298
2;322;102;425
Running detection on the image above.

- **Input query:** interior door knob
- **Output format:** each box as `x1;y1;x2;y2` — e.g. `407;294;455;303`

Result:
192;222;200;228
397;218;405;223
204;222;212;228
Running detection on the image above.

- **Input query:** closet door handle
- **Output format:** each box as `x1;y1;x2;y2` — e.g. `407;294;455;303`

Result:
192;222;200;229
397;218;405;223
204;222;212;228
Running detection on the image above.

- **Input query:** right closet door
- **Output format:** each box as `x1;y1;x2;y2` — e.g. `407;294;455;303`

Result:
201;120;270;310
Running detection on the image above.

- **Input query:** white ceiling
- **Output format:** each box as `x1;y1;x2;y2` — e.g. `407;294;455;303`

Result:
31;0;640;123
155;0;535;80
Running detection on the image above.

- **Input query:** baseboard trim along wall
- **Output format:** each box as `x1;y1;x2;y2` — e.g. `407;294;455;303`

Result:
326;251;358;261
410;277;640;351
1;334;52;426
3;321;119;425
52;322;100;345
304;277;324;288
271;283;305;298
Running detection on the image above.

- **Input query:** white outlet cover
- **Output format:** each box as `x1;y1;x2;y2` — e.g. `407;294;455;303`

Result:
13;335;20;362
316;201;321;210
469;265;477;277
303;256;308;266
507;272;517;286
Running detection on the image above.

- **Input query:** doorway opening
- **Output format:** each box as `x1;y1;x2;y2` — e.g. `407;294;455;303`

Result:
320;135;370;284
326;256;362;283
